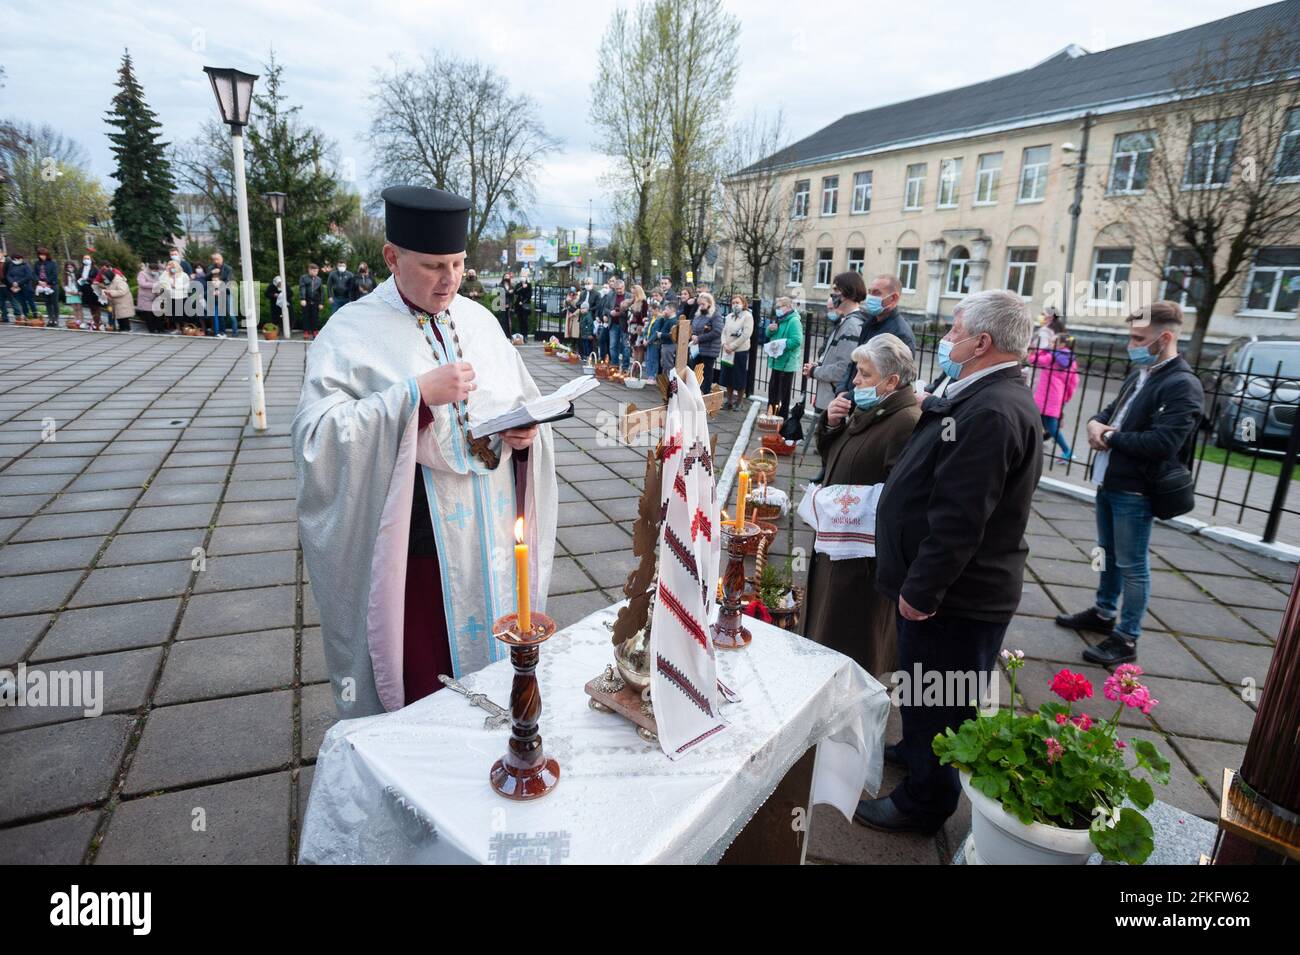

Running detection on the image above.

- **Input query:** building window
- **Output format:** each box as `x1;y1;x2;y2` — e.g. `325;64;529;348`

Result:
1018;145;1050;202
792;180;810;219
851;171;872;213
1162;248;1207;309
821;176;839;216
847;248;865;273
815;248;834;286
945;246;972;296
904;163;926;210
937;158;962;208
1108;131;1156;194
975;153;1002;204
897;248;919;292
1245;247;1300;314
1275;108;1300;181
1183;118;1241;188
1006;248;1038;298
788;248;804;285
1091;248;1133;302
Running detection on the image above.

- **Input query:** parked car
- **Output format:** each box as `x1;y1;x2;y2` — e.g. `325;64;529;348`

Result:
1208;338;1300;453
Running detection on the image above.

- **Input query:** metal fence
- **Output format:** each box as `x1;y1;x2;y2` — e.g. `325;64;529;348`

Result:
742;308;1300;543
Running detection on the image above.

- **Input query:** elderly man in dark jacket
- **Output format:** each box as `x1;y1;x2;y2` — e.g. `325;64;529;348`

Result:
859;288;1041;835
1056;301;1203;665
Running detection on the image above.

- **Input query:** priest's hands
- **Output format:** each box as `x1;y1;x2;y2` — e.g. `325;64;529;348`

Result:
501;425;539;450
418;361;476;406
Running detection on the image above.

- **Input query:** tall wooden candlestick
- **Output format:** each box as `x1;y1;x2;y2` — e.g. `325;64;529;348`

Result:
489;611;560;799
712;520;757;650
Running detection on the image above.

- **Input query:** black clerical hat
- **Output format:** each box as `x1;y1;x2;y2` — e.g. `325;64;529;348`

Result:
381;185;470;255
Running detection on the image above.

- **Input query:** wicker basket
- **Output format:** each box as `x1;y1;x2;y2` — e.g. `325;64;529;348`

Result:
747;447;778;480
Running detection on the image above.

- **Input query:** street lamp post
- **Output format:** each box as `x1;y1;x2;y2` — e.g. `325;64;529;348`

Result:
262;191;291;339
204;65;267;432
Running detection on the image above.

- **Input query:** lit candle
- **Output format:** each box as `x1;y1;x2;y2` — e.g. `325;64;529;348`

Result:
514;517;531;631
735;463;749;528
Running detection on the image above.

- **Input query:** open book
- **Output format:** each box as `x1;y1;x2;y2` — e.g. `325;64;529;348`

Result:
468;376;601;439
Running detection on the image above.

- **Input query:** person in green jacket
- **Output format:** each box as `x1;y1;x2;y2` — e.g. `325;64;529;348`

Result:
764;295;804;418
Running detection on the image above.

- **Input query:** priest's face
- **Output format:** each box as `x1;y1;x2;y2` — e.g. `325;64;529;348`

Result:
385;243;464;314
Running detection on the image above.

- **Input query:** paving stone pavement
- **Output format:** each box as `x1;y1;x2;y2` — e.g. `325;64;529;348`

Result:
0;325;1291;865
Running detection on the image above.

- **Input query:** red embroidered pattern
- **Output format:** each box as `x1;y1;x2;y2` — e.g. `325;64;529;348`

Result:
656;654;714;717
690;508;712;542
663;525;699;581
657;582;708;649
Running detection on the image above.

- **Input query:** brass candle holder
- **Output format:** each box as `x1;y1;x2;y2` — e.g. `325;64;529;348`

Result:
712;520;759;650
489;611;560;800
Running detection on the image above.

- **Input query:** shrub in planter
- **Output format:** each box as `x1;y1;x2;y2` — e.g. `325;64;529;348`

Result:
932;655;1171;864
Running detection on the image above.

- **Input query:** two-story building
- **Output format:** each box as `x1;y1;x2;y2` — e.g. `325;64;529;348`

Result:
720;1;1300;342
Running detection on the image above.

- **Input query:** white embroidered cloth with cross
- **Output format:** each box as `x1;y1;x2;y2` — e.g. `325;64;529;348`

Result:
796;482;885;560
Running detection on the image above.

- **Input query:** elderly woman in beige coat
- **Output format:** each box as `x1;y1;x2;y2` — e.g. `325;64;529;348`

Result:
802;333;920;675
97;265;134;332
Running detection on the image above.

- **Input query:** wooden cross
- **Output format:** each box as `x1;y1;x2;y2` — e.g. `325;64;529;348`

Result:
674;316;692;375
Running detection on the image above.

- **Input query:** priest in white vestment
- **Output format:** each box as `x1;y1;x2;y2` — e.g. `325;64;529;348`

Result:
293;185;558;718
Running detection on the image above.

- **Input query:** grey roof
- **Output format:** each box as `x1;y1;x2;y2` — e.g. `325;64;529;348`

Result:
746;1;1300;174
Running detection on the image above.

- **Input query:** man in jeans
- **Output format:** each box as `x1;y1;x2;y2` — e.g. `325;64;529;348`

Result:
1056;301;1203;665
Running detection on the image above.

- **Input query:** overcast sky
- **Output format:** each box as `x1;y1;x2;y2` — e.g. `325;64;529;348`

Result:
0;0;1271;241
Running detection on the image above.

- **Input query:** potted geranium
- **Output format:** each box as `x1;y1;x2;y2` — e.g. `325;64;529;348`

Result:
933;654;1170;865
262;322;280;341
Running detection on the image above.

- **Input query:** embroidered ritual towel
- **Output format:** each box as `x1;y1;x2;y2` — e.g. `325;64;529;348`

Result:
650;368;726;759
797;482;883;560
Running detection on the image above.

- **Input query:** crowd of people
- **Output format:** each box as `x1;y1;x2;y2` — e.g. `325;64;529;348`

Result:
0;247;379;338
789;278;1202;840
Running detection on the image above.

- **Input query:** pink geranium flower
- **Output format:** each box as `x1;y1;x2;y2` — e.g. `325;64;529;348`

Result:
1051;669;1093;703
1071;713;1093;730
1055;712;1068;725
1045;737;1064;764
1104;664;1158;713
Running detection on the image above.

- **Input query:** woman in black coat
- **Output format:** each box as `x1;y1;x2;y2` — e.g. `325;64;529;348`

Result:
802;333;921;675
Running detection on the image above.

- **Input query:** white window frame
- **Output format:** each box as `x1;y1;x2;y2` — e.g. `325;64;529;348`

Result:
944;248;971;298
851;171;872;214
792;180;810;219
1005;248;1038;299
1183;118;1241;190
937;158;962;209
1018;146;1050;203
1107;131;1155;195
1242;248;1300;316
815;248;834;286
788;248;804;286
897;248;919;292
974;152;1001;205
847;248;865;273
1090;248;1133;304
1274;108;1300;182
820;176;839;216
1162;248;1204;310
904;163;926;210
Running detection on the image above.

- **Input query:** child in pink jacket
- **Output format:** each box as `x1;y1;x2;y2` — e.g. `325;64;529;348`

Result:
1029;334;1080;460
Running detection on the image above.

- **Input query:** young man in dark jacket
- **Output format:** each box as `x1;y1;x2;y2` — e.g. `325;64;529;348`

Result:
1056;301;1204;665
862;289;1041;835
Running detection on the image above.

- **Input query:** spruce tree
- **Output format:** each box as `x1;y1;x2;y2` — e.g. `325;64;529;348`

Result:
105;50;181;260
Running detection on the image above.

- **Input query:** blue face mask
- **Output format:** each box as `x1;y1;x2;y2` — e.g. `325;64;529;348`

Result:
938;336;973;380
827;311;841;324
1128;339;1159;365
853;385;881;410
864;295;884;316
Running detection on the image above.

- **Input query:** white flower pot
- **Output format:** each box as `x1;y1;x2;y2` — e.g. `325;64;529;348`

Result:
960;772;1095;865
